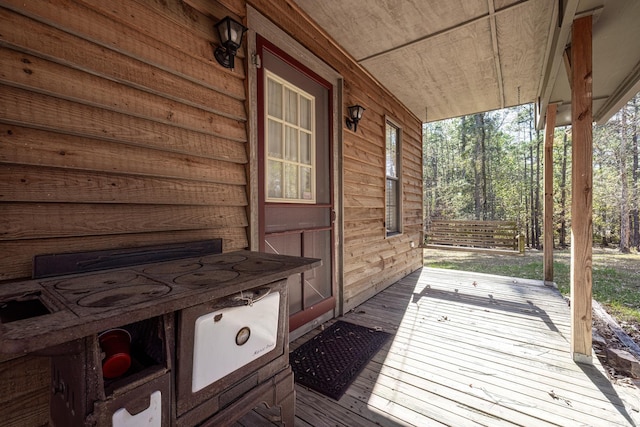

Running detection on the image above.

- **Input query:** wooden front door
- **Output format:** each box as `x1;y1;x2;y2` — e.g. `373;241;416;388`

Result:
257;36;335;331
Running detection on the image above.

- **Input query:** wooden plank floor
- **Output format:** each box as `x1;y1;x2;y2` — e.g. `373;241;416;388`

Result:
236;267;640;426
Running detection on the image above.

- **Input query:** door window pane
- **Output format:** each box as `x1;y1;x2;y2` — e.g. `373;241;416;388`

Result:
265;235;302;314
285;88;298;125
301;166;312;200
265;71;316;203
300;132;311;164
303;230;331;307
268;119;282;158
267;160;282;198
300;97;312;130
285;125;298;161
268;80;282;119
284;163;299;199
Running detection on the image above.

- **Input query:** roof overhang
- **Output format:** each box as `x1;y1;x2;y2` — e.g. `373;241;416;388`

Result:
293;0;640;128
540;0;640;127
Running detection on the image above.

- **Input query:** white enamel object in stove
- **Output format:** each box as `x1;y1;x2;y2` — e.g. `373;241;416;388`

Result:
112;391;162;427
191;291;280;392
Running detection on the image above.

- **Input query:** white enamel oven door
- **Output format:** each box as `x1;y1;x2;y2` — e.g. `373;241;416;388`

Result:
175;280;289;418
192;290;279;392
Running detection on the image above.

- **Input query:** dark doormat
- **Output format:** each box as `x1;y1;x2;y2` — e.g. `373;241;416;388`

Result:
290;320;392;400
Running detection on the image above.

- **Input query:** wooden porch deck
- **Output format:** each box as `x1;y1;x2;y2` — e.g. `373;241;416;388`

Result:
238;268;640;427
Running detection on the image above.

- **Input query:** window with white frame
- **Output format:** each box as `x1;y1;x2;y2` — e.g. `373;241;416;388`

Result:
265;71;316;203
386;120;401;235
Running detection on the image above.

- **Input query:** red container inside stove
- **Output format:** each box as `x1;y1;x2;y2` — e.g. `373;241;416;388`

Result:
99;328;131;379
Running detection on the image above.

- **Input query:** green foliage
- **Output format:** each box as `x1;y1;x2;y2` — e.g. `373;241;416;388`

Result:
425;93;640;251
551;128;572;247
424;109;525;223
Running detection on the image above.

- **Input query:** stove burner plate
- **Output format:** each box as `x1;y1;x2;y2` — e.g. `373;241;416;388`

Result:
232;259;284;273
43;271;174;313
50;271;140;291
77;284;171;308
173;269;240;286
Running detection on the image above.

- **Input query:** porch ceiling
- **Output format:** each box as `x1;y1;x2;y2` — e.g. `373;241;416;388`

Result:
293;0;640;127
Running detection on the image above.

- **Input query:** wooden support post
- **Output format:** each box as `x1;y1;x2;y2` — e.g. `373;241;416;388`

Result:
543;104;557;284
570;15;593;364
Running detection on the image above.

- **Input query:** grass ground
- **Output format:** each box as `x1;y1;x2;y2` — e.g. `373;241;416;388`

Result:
423;247;640;336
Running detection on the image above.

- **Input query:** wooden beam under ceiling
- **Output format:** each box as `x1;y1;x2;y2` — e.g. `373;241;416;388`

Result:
536;0;578;130
595;59;640;124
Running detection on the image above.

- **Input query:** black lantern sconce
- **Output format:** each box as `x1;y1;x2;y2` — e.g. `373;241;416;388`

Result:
213;16;247;69
346;104;366;132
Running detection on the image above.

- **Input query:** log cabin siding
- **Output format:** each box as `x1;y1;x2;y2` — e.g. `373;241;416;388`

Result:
1;1;246;423
0;0;422;423
0;0;248;284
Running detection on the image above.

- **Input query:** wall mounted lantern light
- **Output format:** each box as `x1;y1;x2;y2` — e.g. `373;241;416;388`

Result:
346;104;366;132
213;16;248;69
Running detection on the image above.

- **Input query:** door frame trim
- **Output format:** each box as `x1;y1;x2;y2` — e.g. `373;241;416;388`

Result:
246;7;345;334
258;35;335;328
257;35;334;245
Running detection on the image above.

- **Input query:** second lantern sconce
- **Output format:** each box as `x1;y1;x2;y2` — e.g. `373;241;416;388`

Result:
346;104;366;132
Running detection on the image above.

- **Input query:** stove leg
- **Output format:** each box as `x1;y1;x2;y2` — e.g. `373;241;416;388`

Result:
279;391;295;426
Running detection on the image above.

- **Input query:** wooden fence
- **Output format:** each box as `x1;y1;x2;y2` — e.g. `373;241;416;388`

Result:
425;220;524;255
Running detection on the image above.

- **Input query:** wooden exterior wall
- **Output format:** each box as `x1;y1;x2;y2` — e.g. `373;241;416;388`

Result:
0;0;422;423
1;0;247;423
1;0;250;284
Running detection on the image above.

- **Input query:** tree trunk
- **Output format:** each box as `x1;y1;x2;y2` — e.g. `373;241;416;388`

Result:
474;114;483;220
601;209;608;247
535;128;542;249
529;142;536;248
620;105;630;253
481;115;488;220
524;154;530;247
632;96;639;250
559;130;569;248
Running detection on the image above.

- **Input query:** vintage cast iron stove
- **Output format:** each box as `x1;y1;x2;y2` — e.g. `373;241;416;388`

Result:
0;239;319;426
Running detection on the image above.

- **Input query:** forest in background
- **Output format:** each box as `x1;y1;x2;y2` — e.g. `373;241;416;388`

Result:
423;93;640;252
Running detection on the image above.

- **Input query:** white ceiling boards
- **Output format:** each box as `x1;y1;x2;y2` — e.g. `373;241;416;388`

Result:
295;0;640;126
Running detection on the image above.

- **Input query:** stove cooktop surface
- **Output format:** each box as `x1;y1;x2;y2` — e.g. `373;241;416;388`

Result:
39;253;292;313
0;250;321;353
